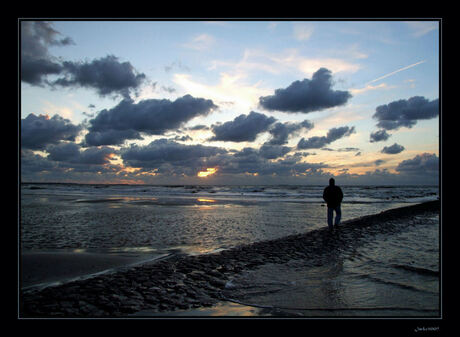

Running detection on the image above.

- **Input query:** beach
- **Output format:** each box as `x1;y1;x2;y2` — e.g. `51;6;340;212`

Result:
20;200;440;317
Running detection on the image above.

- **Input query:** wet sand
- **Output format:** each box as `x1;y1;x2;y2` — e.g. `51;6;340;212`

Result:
20;200;440;317
21;250;170;290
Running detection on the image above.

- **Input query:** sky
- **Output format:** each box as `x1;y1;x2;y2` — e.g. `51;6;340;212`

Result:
20;20;440;185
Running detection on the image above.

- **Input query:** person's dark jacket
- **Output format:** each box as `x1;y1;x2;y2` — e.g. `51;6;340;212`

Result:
323;185;343;208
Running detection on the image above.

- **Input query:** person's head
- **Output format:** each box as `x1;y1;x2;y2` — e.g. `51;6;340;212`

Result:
329;178;335;186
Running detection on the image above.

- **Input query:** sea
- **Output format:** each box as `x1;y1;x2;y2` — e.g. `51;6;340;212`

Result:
19;183;440;316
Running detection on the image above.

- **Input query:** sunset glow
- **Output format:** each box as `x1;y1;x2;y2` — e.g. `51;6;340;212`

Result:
197;168;217;178
197;198;216;203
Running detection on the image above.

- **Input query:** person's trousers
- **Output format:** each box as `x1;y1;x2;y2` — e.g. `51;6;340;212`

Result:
327;205;341;230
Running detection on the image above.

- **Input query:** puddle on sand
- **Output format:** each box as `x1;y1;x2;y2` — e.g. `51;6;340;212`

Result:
131;301;274;317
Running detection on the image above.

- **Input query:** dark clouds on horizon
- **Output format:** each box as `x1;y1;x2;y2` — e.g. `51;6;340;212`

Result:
259;68;352;113
395;153;438;175
46;142;116;165
121;138;226;171
21;113;82;150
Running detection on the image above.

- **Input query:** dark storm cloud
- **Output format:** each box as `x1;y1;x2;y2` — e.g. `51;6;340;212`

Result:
21;22;146;97
267;120;314;145
381;143;405;154
370;129;391;143
21;113;82;150
85;95;218;146
209;147;327;176
46;142;81;162
84;129;143;147
77;147;116;165
21;149;58;174
121;139;227;169
52;55;147;97
373;96;439;130
258;144;292;159
297;126;355;150
210;111;276;142
259;68;352;113
395;153;438;175
21;21;73;85
118;138;325;177
46;142;116;165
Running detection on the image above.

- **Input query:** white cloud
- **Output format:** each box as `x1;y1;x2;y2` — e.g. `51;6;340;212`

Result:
210;48;361;78
405;21;438;37
41;100;81;120
296;57;361;75
182;33;215;51
293;23;315;41
349;83;395;95
172;72;272;115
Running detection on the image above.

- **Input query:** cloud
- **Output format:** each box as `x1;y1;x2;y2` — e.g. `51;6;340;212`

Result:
210;49;361;78
173;72;270;114
85;95;217;146
373;96;439;130
370;129;391;143
21;149;58;175
258;144;292;159
84;129;144;147
323;147;360;152
405;22;438;37
174;135;193;142
267;120;314;145
259;68;352;113
52;55;147;98
21;22;146;98
187;124;211;131
121;139;227;174
47;142;116;165
297;126;355;149
204;147;326;177
396;153;438;173
20;21;73;85
381;143;405;154
210;111;276;142
21;113;82;150
119;138;325;178
183;34;215;51
293;22;314;41
349;83;393;95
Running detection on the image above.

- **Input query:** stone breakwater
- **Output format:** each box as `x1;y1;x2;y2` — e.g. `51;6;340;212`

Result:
20;200;440;318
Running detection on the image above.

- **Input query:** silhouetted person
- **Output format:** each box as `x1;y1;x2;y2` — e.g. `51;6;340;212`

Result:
323;178;343;231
